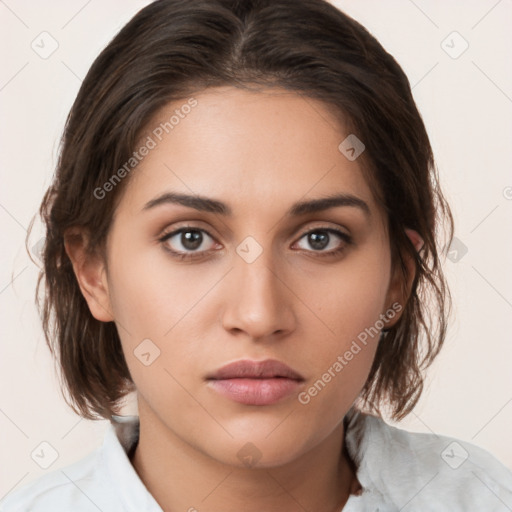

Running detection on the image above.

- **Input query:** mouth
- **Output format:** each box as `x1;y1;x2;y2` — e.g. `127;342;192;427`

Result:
205;359;305;406
206;358;305;380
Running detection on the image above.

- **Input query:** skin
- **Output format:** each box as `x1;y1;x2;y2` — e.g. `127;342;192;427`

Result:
66;86;415;512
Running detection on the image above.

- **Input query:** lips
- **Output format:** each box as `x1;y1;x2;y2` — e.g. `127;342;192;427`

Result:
206;359;305;406
206;359;305;381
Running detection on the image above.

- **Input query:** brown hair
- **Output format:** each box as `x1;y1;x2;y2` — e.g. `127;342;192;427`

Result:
26;0;453;422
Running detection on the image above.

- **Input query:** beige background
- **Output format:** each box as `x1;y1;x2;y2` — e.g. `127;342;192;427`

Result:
1;0;511;500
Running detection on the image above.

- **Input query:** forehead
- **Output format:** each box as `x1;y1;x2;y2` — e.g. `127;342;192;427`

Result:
114;86;379;222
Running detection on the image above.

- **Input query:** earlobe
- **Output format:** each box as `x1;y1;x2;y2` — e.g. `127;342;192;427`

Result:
63;229;114;322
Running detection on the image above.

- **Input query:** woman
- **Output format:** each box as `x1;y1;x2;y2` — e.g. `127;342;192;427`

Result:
5;0;512;510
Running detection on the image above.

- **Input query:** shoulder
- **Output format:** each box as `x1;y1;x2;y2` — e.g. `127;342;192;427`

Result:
0;447;108;512
1;420;160;512
346;409;512;511
0;423;133;512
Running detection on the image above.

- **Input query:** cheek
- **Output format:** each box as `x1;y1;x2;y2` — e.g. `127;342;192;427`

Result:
292;245;391;400
105;242;222;391
297;245;391;345
106;241;221;339
282;268;388;456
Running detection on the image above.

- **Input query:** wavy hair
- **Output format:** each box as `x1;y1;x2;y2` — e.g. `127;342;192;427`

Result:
26;0;453;421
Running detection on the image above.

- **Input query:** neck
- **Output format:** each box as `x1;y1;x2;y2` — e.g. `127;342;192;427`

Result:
130;399;360;512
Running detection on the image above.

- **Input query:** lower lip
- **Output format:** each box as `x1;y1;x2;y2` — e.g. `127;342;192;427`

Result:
207;378;303;405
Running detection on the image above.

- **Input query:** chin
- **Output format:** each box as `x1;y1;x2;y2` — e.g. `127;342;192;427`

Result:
201;431;313;470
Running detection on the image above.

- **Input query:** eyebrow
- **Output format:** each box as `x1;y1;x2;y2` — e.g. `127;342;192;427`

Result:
142;191;370;217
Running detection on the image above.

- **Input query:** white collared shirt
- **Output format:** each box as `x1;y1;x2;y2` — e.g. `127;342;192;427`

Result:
2;409;512;511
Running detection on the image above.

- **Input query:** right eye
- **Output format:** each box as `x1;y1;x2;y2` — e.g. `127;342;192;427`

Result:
158;226;220;260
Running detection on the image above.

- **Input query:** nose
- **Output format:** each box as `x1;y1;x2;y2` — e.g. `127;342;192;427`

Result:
221;249;296;341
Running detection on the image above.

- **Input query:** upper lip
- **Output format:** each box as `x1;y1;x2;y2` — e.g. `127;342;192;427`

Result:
206;359;304;381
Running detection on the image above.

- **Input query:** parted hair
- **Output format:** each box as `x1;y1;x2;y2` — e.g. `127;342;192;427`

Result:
26;0;453;422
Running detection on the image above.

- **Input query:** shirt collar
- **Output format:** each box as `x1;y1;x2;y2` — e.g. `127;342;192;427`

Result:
100;414;162;511
104;407;389;511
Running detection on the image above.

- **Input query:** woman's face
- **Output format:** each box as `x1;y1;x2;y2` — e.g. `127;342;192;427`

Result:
86;86;406;467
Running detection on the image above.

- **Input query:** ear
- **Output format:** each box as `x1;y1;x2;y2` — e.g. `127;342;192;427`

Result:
63;228;114;322
383;229;423;328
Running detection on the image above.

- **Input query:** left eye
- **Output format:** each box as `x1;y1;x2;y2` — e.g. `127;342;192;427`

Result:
294;229;350;252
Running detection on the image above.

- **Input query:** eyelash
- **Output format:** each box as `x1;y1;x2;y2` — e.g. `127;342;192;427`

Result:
158;225;353;262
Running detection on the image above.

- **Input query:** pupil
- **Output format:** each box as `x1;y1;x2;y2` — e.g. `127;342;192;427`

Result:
182;230;202;250
309;231;328;250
